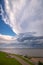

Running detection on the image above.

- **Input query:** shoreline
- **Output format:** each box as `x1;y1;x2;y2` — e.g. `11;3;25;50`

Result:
0;48;43;57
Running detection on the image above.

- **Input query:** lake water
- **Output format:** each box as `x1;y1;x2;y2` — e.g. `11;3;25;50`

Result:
0;48;43;57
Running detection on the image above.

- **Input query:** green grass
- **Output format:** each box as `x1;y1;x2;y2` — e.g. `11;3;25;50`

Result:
0;52;22;65
13;54;34;65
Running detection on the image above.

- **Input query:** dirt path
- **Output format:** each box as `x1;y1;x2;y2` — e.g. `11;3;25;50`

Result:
10;55;30;65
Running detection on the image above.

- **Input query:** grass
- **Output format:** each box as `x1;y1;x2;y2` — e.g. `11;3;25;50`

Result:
12;54;34;65
0;51;22;65
0;51;34;65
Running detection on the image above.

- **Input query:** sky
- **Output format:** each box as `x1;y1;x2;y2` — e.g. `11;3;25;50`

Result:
0;0;43;48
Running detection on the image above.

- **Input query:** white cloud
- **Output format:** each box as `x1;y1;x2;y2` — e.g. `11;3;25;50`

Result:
0;34;12;40
0;34;16;44
1;0;43;36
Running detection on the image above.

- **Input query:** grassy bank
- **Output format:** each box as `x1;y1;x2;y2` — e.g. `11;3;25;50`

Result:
0;52;22;65
12;54;34;65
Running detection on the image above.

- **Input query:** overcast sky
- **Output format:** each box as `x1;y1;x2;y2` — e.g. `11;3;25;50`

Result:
0;0;43;48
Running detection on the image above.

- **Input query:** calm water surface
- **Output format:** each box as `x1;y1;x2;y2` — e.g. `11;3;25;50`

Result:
0;48;43;57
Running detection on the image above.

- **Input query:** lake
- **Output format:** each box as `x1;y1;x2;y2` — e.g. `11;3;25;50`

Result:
0;48;43;57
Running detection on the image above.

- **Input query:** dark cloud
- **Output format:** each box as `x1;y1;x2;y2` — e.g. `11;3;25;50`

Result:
0;33;43;48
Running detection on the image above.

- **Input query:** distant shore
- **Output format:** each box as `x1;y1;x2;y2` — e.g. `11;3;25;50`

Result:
0;48;43;57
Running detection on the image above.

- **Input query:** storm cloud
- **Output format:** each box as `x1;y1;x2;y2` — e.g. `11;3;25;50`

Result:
0;33;43;48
